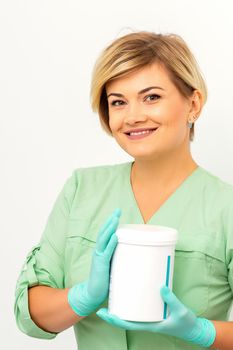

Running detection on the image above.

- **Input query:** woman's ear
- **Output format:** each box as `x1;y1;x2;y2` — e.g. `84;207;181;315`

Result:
188;90;203;121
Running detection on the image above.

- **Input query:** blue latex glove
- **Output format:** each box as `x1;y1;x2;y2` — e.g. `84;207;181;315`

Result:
97;286;216;348
68;208;121;316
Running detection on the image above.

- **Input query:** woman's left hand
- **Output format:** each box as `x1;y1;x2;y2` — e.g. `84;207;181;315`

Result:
97;286;216;348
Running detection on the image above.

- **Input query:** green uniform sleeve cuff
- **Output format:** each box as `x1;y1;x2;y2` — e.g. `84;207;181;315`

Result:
15;287;58;339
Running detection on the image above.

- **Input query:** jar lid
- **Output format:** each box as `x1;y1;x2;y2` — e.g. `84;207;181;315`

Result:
116;224;178;246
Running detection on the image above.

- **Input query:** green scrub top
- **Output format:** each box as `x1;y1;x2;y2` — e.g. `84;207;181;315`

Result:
14;162;233;350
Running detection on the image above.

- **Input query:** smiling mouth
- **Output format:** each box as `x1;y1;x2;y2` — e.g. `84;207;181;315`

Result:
125;128;158;140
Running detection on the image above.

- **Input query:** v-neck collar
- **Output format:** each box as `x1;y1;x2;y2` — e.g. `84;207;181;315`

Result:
124;161;202;225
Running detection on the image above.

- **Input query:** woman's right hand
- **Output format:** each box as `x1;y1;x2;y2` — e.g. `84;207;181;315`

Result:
68;208;121;316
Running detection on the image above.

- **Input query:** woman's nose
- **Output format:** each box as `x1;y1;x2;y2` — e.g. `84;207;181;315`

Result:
124;103;148;124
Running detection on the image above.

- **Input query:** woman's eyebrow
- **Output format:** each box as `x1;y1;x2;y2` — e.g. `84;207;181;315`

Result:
107;86;165;98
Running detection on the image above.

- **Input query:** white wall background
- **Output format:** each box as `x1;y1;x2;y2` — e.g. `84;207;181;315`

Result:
1;1;233;349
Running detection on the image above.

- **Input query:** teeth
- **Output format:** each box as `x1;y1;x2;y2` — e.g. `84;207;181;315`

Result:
130;129;154;136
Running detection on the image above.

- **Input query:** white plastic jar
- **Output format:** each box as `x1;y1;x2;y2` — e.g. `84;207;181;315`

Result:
108;224;178;322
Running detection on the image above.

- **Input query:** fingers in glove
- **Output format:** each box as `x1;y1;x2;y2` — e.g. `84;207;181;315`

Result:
96;217;119;253
97;308;151;331
96;210;121;253
104;233;118;260
96;208;121;241
160;286;186;314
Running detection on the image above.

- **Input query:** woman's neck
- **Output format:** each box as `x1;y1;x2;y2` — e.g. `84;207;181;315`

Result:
131;151;198;191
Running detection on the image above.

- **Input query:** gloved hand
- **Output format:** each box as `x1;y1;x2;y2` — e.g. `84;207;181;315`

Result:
96;286;216;348
68;208;121;316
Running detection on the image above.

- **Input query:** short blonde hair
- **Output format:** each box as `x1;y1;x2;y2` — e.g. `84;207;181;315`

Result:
90;31;207;141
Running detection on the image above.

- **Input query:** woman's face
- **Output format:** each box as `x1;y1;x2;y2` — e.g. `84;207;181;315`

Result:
106;63;196;161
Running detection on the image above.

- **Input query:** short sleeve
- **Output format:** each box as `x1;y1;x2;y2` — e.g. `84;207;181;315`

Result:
225;202;233;293
14;170;78;339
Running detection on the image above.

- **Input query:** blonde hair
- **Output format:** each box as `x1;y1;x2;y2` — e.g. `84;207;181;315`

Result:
90;31;207;141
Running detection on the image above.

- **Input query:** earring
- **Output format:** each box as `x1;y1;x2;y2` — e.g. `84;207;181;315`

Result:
188;116;197;128
188;121;193;129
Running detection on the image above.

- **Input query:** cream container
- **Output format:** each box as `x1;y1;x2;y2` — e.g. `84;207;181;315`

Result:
108;224;178;322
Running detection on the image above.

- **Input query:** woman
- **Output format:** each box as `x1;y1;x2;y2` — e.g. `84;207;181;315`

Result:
15;31;233;349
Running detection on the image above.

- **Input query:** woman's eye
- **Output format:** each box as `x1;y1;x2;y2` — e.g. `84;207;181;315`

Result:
145;94;160;102
110;100;125;106
109;95;160;107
